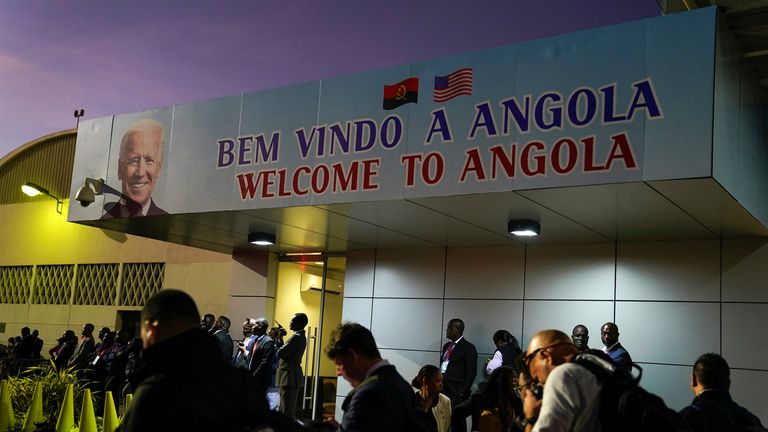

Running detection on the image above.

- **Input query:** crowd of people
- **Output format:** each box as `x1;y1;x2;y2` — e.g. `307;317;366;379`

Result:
3;292;764;432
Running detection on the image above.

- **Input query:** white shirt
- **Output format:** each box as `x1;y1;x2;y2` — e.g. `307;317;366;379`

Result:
486;350;504;375
533;363;602;432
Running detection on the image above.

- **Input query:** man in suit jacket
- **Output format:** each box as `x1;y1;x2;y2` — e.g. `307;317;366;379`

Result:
600;322;632;372
249;318;276;391
276;313;308;419
440;318;478;408
212;316;234;363
325;322;428;432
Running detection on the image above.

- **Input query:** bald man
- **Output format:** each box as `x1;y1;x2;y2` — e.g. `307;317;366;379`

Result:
523;329;612;432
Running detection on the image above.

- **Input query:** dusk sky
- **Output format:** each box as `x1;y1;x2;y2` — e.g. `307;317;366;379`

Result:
0;1;660;159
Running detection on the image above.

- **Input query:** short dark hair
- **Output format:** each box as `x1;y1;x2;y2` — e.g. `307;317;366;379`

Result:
693;353;730;390
293;313;309;329
218;316;231;330
141;289;200;329
448;318;465;334
412;364;441;389
325;322;380;360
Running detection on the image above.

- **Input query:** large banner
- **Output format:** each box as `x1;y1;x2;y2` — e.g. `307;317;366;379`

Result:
69;8;716;221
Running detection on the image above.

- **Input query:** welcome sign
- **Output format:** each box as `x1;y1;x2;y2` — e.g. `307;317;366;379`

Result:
69;8;715;221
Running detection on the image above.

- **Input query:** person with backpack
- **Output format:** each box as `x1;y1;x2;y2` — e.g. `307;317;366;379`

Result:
522;329;602;431
679;353;765;432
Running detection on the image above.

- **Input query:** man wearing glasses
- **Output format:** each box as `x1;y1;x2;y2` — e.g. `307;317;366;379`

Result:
522;329;609;432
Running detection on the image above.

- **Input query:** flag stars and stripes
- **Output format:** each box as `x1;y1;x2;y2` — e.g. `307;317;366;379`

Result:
433;68;473;102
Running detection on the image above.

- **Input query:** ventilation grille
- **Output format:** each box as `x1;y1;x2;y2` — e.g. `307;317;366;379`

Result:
74;264;119;305
120;263;164;306
0;262;164;307
33;265;73;305
0;266;33;304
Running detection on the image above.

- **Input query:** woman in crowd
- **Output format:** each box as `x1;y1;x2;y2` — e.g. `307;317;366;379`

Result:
412;364;452;432
477;366;522;432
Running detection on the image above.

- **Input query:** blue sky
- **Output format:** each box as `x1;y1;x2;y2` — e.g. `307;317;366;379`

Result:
0;1;660;159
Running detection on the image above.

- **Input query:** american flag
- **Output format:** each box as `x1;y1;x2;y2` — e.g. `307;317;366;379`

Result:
433;68;473;102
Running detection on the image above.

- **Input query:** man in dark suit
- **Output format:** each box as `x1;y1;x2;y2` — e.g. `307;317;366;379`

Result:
440;318;478;408
249;318;276;392
324;322;428;432
679;353;764;431
276;313;308;419
212;316;234;363
600;322;632;372
102;119;167;219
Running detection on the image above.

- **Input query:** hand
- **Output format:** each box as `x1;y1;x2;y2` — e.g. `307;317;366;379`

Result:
323;417;339;428
523;388;542;422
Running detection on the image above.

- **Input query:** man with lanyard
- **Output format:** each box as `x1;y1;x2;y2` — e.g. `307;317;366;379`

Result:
440;318;478;408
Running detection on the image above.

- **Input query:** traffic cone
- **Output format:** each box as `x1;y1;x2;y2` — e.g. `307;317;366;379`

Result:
78;388;97;432
123;393;133;414
22;382;43;432
55;384;74;432
102;392;119;432
0;379;15;431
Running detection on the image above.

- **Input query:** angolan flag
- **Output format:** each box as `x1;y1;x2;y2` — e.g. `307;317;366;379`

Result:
433;68;473;102
383;77;419;110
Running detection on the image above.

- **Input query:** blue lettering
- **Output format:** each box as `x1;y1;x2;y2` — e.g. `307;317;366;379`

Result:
217;139;235;168
567;88;597;127
534;92;562;131
425;109;453;144
599;84;627;123
329;123;351;155
380;115;402;149
468;102;497;139
354;119;376;152
501;96;531;134
626;79;662;120
254;132;279;163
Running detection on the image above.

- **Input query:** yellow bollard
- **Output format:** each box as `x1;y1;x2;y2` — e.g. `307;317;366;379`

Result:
102;391;119;432
77;388;97;432
0;379;16;431
22;382;44;432
55;384;74;432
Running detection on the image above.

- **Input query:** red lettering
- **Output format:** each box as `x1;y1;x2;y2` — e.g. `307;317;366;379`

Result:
605;133;638;170
401;154;422;187
489;144;516;179
460;148;486;182
423;152;444;185
236;172;258;199
293;166;310;196
361;159;380;190
277;169;291;197
551;138;578;174
332;161;359;193
580;136;605;172
521;141;546;176
260;170;276;198
311;164;330;194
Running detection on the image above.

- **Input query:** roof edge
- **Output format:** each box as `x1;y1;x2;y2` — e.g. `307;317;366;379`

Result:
0;129;77;168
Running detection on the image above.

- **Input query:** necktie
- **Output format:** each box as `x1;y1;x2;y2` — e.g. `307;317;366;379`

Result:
443;342;455;362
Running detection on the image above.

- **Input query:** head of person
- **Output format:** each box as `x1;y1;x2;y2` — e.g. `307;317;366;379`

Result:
477;366;521;431
64;330;76;342
214;316;231;332
200;314;215;331
32;329;39;338
116;329;131;345
118;119;164;208
571;324;590;351
411;364;443;394
253;318;269;337
140;289;200;349
600;322;619;347
525;329;578;386
325;322;382;388
82;323;95;338
242;319;255;338
98;327;110;341
446;318;465;342
514;353;534;398
103;331;116;346
492;329;516;349
691;353;731;395
289;313;308;331
21;327;30;338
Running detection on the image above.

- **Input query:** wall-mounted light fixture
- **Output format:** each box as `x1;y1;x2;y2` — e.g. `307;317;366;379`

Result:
21;182;63;214
508;219;540;237
248;232;276;246
74;177;104;207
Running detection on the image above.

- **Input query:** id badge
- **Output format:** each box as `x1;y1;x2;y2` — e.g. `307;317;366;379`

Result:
440;360;449;373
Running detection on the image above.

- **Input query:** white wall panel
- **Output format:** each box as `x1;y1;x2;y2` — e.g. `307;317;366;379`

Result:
374;248;445;298
344;249;376;298
617;240;720;301
445;245;524;299
341;297;373;328
522;301;613;349
617;302;719;365
228;296;271;327
526;243;615;300
723;238;768;302
637;363;694;411
379;348;440;389
443;299;523;355
723;303;768;370
731;369;768;424
371;298;443;351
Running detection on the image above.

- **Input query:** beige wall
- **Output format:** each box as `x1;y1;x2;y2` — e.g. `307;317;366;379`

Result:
0;200;236;353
